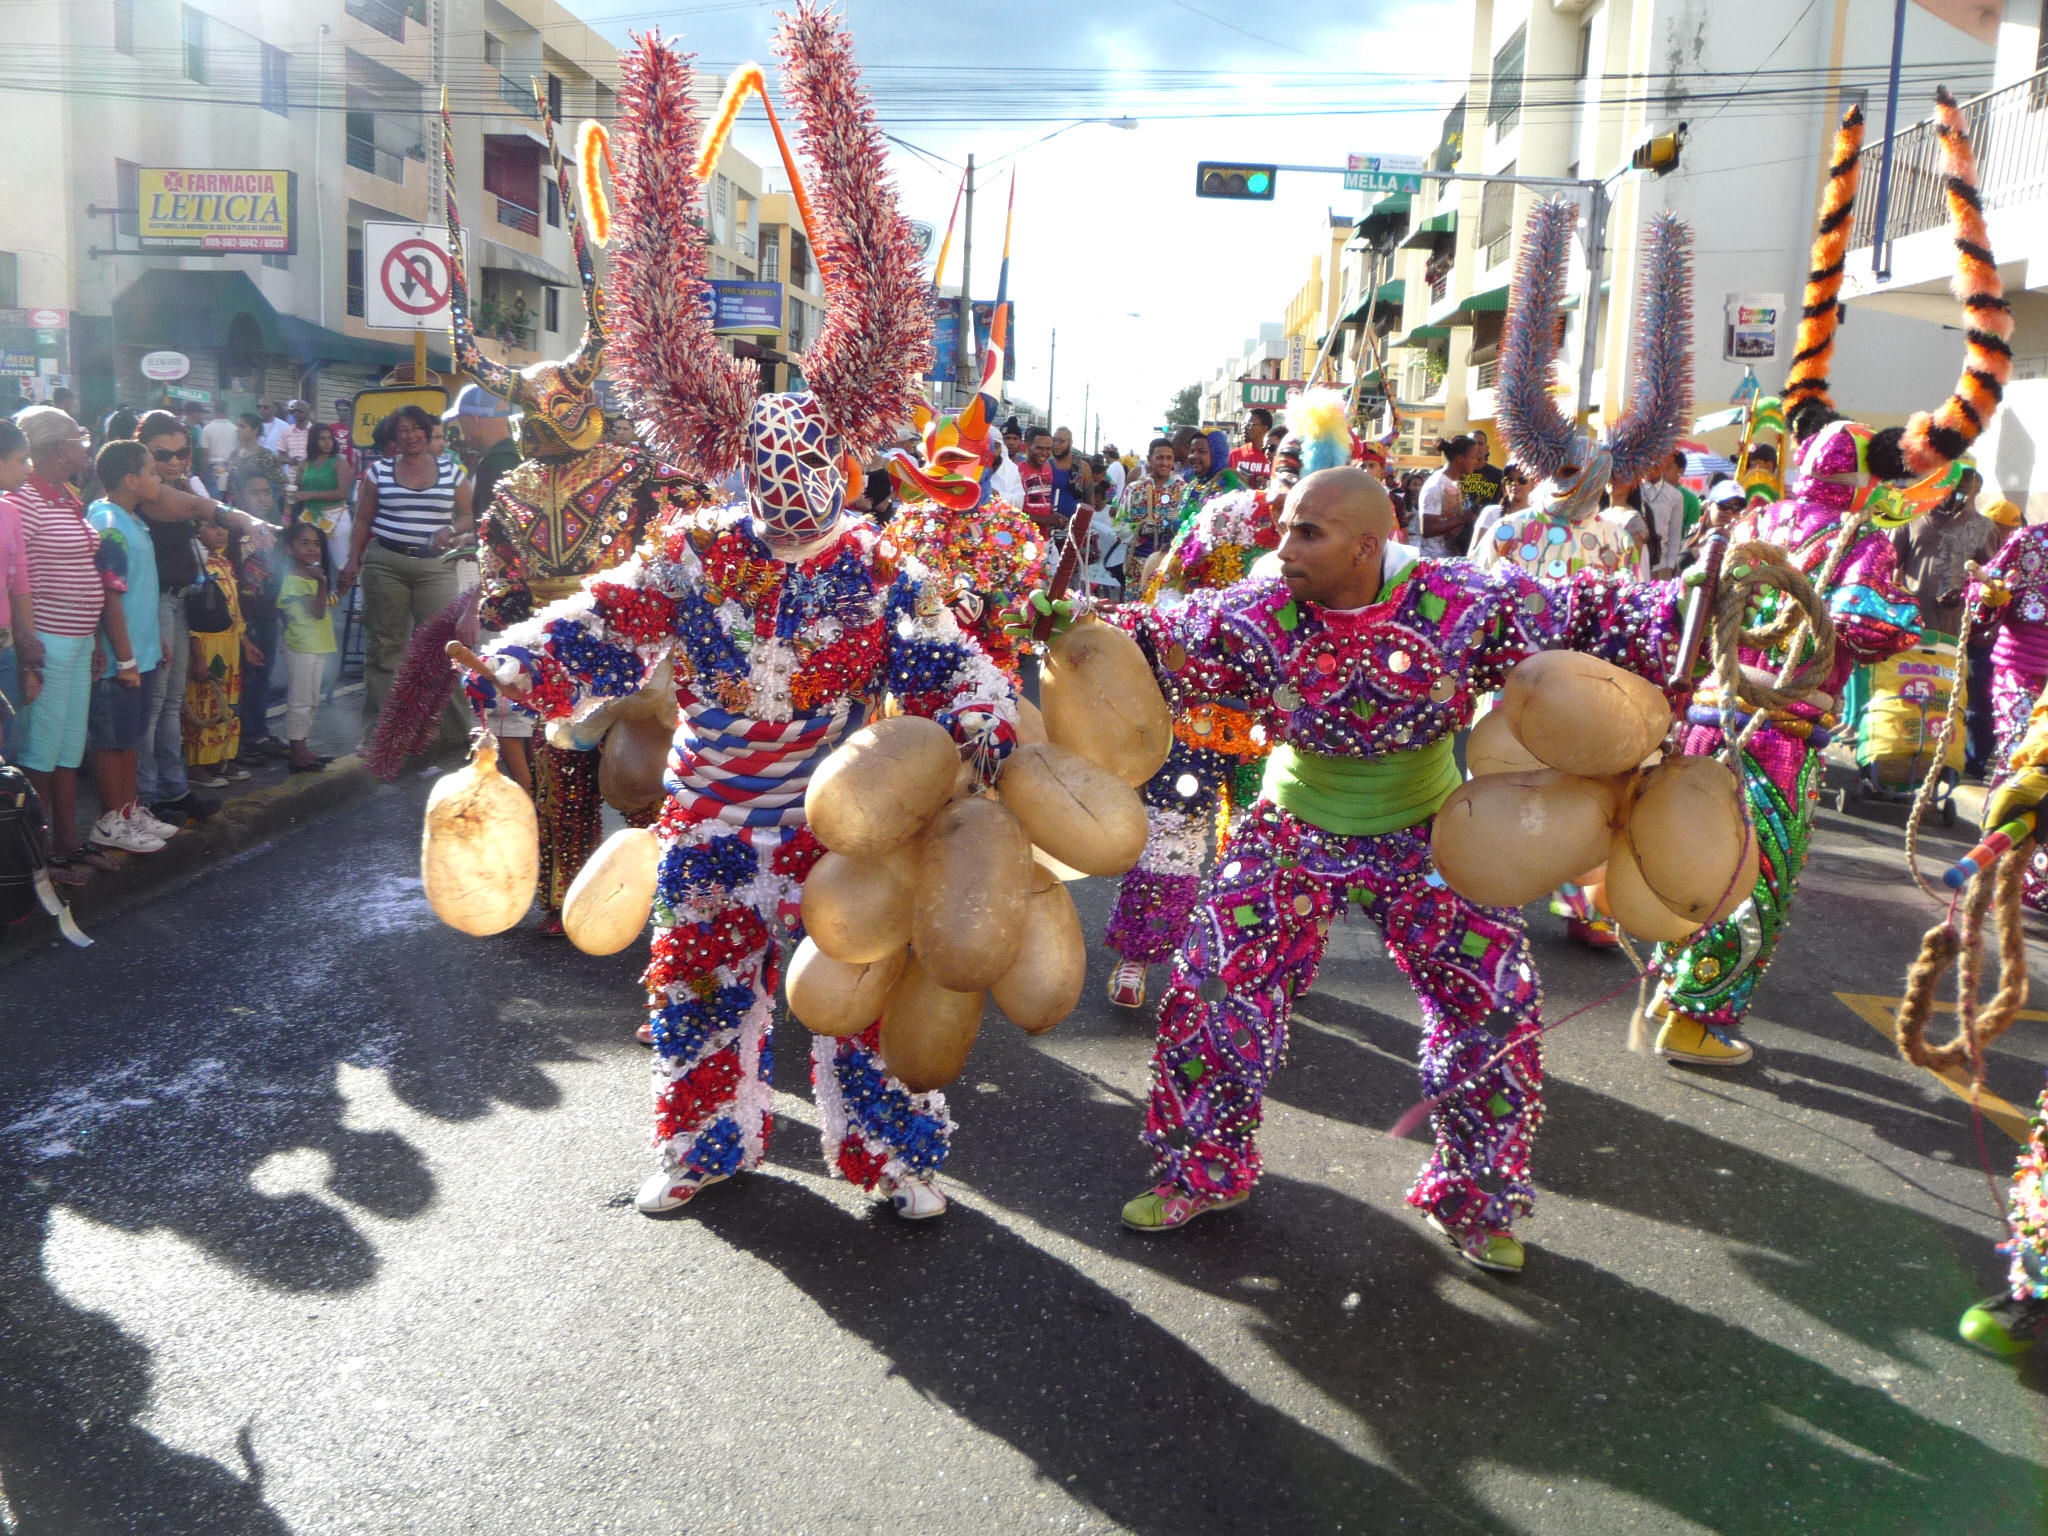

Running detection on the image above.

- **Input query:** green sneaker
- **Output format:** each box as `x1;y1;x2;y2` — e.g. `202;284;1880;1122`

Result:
1425;1213;1526;1274
1959;1294;2048;1358
1120;1182;1248;1232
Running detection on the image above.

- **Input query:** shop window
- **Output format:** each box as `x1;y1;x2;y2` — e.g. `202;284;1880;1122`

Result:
544;286;560;334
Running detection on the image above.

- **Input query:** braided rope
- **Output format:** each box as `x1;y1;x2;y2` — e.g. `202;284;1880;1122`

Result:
1708;541;1837;733
1903;594;1979;900
1895;844;2031;1072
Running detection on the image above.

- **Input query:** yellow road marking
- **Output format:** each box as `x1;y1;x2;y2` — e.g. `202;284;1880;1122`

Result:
1833;992;2036;1144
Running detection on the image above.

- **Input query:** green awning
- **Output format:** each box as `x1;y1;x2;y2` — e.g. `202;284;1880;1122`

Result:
1357;368;1383;390
112;269;286;354
1357;192;1412;243
111;268;450;371
1392;324;1449;348
1452;284;1509;316
1399;210;1456;251
1342;279;1405;325
1369;191;1411;219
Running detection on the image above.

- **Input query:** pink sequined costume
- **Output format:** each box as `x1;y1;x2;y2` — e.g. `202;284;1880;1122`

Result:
1651;427;1920;1036
1968;526;2048;907
1109;553;1680;1239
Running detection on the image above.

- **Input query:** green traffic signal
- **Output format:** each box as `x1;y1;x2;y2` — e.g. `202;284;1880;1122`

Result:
1195;161;1278;201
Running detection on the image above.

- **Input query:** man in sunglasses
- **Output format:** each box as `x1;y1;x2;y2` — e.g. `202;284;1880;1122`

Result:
131;409;273;826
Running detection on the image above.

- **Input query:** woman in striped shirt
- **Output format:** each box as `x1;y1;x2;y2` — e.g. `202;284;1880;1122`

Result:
337;405;474;726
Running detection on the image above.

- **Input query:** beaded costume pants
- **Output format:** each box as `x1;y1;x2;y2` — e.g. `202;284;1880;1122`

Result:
643;813;952;1189
1105;730;1264;966
1146;802;1546;1235
1652;725;1818;1033
1986;665;2048;910
533;743;605;917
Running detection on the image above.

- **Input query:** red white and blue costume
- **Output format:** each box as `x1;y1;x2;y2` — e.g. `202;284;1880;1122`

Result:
468;13;1013;1210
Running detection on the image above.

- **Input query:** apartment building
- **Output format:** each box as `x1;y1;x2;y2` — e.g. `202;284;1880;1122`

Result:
0;0;756;425
1331;0;1994;467
1198;322;1288;432
1841;0;2048;514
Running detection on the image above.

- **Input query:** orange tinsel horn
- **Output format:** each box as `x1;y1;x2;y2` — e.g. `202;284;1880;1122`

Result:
1900;85;2014;472
1783;103;1865;422
576;120;614;246
688;62;829;286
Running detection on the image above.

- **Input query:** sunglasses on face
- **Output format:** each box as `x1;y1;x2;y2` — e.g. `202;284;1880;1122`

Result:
151;446;191;461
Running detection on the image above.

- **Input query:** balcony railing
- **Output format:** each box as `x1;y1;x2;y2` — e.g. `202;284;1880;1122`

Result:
498;73;539;118
1851;68;2048;253
346;0;406;41
1474;357;1501;390
1430;271;1450;303
345;135;406;183
496;197;539;236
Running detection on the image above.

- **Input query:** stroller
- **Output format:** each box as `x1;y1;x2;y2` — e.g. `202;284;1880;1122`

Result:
1842;637;1962;825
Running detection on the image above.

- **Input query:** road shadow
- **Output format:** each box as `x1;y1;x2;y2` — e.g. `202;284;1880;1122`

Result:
713;1119;1483;1536
0;780;645;1533
951;1037;2047;1533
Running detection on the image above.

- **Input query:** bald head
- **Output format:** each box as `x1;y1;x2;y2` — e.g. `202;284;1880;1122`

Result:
1275;467;1394;609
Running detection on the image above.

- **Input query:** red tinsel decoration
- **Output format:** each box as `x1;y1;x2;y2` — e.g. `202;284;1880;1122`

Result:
590;580;679;643
770;824;823;880
835;1140;889;1191
645;906;771;990
607;36;758;479
363;587;478;781
772;3;933;455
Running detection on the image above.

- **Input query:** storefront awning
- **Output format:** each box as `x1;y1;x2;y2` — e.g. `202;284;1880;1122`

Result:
1354;192;1412;246
1451;284;1509;316
1357;368;1384;390
279;315;451;372
1399;211;1456;251
1391;323;1449;348
1341;279;1405;326
112;269;285;354
479;237;576;288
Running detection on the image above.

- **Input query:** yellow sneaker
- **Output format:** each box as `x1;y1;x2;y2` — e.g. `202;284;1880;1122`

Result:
1653;1012;1755;1067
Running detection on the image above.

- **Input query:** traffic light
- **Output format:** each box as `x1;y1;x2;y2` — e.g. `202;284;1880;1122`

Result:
1196;162;1277;201
1630;122;1688;177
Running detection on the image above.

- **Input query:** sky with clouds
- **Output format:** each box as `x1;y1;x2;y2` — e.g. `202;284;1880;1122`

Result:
579;0;1464;452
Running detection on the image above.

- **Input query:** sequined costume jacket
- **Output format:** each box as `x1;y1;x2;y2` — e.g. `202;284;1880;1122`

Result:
888;494;1047;685
1141;488;1281;608
476;443;702;628
1968;525;2048;775
1653;490;1919;1034
1473;506;1641;581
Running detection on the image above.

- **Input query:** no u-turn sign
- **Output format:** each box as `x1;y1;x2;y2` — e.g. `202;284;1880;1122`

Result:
364;221;453;331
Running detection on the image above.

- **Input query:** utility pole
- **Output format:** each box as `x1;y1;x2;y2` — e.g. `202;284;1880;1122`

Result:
1080;381;1089;449
954;154;975;408
1047;326;1057;426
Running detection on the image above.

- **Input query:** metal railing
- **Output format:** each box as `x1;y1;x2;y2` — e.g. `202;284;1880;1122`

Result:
1851;67;2048;253
496;197;539;236
345;135;405;183
346;0;406;41
498;73;539;118
1430;271;1450;303
1474;357;1501;390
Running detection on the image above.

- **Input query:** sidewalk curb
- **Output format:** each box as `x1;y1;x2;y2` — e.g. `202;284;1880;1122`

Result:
5;751;422;965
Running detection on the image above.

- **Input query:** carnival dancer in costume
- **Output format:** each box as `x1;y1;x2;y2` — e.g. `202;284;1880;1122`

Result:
1479;200;1694;948
1099;402;1325;1010
448;87;705;933
1955;694;2048;1355
1966;517;2048;908
466;13;1015;1220
1114;437;1185;575
1063;465;1682;1272
1647;93;2006;1066
883;199;1045;688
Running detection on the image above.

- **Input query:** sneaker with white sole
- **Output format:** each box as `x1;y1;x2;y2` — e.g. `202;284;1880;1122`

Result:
128;803;182;841
90;810;165;853
187;769;229;788
634;1166;730;1215
883;1175;948;1220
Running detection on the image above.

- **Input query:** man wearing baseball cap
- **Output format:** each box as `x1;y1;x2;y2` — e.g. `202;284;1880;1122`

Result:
444;384;519;520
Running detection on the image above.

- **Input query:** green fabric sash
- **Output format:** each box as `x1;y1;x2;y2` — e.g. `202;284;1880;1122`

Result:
1260;735;1461;836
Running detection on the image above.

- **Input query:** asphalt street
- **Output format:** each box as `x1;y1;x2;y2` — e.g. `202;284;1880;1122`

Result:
3;767;2046;1534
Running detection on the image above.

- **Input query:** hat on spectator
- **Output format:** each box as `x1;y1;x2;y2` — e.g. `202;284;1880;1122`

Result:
442;383;516;422
287;398;310;412
1984;496;2024;528
14;404;88;449
1705;478;1747;506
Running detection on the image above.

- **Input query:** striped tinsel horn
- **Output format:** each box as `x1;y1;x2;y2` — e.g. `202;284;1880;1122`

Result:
1899;86;2013;473
1782;103;1865;438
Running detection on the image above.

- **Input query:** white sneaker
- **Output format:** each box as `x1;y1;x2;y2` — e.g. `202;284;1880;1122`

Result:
634;1166;729;1216
188;769;229;788
129;803;181;839
90;810;165;853
884;1175;948;1220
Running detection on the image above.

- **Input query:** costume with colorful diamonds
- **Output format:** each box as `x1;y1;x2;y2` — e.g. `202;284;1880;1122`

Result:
467;13;1013;1219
